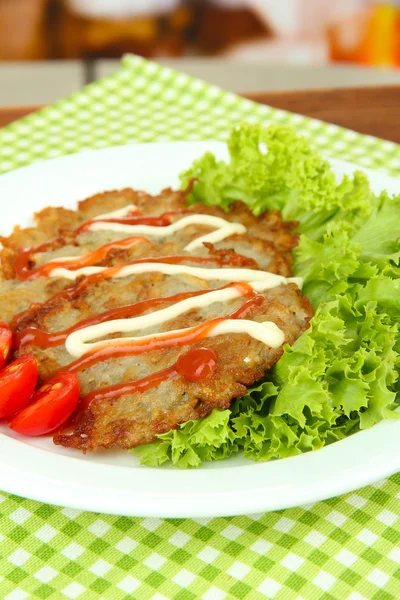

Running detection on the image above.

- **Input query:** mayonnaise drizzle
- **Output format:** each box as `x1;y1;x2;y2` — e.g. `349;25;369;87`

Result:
91;204;139;220
65;279;295;358
67;319;285;360
32;203;303;362
85;214;246;251
209;320;284;346
49;262;302;288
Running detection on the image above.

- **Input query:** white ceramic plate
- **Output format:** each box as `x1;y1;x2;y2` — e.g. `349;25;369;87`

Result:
0;141;399;518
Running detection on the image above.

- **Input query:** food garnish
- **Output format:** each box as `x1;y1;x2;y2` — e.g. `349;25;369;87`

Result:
9;372;80;436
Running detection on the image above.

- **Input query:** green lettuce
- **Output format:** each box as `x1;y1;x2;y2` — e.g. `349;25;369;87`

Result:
134;123;400;469
180;123;375;240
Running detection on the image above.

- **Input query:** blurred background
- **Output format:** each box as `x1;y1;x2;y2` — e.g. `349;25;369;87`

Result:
0;0;399;104
1;0;400;63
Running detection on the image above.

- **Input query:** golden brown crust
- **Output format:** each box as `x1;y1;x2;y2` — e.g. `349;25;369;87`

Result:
54;289;313;451
1;184;312;452
0;187;297;280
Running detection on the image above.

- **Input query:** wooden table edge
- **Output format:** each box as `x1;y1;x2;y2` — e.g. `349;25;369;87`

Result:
244;83;400;100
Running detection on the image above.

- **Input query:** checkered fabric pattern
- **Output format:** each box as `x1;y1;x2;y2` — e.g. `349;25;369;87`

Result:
0;55;399;600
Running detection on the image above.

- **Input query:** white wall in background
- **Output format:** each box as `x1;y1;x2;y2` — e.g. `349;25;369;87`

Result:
249;0;368;35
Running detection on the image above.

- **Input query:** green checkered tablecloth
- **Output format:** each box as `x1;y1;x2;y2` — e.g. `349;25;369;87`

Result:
0;55;399;600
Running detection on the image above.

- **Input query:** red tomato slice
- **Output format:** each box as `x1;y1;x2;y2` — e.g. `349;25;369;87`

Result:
0;355;38;419
9;372;80;436
0;322;12;369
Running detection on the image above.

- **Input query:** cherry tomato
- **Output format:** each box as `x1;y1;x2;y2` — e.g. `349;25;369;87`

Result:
0;322;12;369
0;355;38;419
9;372;80;436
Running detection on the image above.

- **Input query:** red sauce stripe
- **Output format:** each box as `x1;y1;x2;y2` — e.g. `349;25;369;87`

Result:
15;236;150;281
15;284;249;349
12;255;253;333
15;208;191;280
79;347;218;409
65;293;263;374
12;200;268;422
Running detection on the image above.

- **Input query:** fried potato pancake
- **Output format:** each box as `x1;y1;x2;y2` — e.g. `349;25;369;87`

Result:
1;185;312;451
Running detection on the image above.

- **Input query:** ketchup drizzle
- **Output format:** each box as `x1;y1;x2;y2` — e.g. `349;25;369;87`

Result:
65;291;262;375
13;254;252;337
14;285;240;349
15;236;150;281
11;200;267;425
15;208;191;281
79;347;218;411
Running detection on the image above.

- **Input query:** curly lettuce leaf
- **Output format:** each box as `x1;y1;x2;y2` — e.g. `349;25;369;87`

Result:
135;124;400;469
137;279;399;469
181;123;375;241
135;408;237;468
352;190;400;268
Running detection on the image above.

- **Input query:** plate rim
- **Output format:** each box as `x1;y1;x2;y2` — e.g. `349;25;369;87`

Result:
0;140;399;517
1;419;399;517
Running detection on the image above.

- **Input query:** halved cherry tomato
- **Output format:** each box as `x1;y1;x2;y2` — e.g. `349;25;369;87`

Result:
9;372;80;436
0;322;12;369
0;355;38;419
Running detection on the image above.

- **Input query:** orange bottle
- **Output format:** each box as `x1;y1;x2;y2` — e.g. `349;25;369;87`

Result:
329;2;400;66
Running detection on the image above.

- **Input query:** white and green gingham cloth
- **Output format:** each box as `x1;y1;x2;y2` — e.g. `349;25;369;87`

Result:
0;55;399;600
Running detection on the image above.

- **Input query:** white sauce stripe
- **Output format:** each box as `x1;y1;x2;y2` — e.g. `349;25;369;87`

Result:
210;320;284;347
65;278;297;358
86;214;246;251
66;319;285;360
185;225;244;252
50;266;104;278
91;204;139;220
39;203;303;363
49;261;303;288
